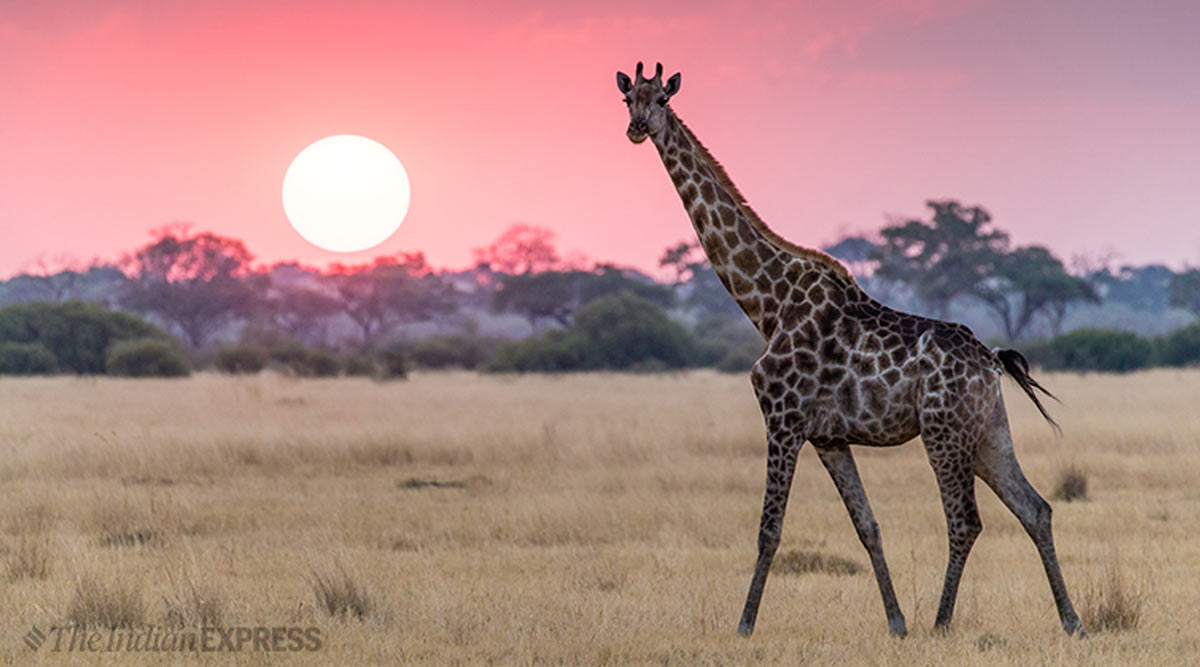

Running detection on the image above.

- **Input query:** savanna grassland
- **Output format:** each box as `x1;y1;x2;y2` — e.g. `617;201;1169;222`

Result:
1;370;1198;665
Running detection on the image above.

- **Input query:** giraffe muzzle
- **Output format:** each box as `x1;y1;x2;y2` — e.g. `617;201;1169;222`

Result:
627;120;649;143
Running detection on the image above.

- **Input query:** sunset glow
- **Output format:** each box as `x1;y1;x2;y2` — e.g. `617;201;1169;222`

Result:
282;135;410;253
1;2;1199;275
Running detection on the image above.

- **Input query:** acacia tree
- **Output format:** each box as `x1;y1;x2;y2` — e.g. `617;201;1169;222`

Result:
266;285;342;344
872;201;1009;319
121;228;263;347
1169;269;1200;319
978;246;1099;339
472;223;560;275
329;253;457;347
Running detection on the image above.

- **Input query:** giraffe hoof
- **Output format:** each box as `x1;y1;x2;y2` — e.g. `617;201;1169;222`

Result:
888;620;908;638
737;621;755;637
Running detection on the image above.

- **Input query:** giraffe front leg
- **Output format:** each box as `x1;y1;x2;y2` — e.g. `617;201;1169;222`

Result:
737;428;802;637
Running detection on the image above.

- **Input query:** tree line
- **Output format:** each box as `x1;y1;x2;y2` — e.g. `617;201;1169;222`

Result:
1;201;1198;375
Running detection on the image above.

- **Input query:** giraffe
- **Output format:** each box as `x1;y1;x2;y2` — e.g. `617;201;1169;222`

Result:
616;62;1083;638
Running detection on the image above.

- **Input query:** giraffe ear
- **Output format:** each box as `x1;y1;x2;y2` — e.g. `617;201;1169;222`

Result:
616;71;632;93
663;72;681;98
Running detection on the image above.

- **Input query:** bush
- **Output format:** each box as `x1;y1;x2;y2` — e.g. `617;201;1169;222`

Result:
268;341;313;375
488;293;704;372
409;334;496;370
715;340;762;374
0;342;58;375
105;338;191;377
573;292;699;369
306;349;341;377
1052;465;1089;502
343;354;378;377
212;344;267;374
0;300;173;373
1158;323;1200;367
258;341;339;377
379;343;410;380
1025;329;1153;373
487;330;586;373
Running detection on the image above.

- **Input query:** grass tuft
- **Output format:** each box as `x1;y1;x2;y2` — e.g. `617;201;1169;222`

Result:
311;567;373;620
4;539;51;581
773;550;863;576
66;578;146;629
975;632;1005;651
1052;465;1089;502
1080;561;1144;633
162;572;224;628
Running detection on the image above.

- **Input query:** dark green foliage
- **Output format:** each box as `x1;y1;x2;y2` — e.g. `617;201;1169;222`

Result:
487;330;588;372
0;342;58;375
378;343;410;379
265;341;340;377
409;334;497;370
0;300;173;374
1024;329;1153;372
105;339;191;377
1168;270;1200;318
212;344;267;374
305;349;341;377
343;355;378;377
1158;323;1200;367
872;200;1009;319
491;265;673;329
715;340;763;374
487;292;700;372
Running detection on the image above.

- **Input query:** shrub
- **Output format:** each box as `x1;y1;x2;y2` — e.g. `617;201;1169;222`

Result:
409;334;496;370
0;300;173;373
212;344;267;374
489;293;702;372
343;354;378;377
487;330;587;373
715;340;762;374
1027;329;1153;373
1158;323;1200;367
306;349;341;377
573;292;699;369
1052;465;1089;502
105;338;191;377
379;343;410;379
268;341;314;375
0;342;58;375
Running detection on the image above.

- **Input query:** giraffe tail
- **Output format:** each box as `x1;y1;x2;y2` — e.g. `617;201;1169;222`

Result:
995;348;1062;435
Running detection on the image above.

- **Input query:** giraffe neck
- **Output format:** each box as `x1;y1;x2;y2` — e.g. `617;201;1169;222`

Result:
651;110;854;337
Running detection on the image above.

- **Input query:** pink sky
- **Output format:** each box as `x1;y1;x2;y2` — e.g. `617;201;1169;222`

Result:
2;0;1198;278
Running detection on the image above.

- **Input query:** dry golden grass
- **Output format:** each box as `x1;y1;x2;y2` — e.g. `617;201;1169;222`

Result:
1;369;1198;664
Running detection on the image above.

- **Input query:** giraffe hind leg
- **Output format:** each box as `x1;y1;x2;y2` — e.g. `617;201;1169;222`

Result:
925;437;983;630
816;445;907;637
976;408;1083;635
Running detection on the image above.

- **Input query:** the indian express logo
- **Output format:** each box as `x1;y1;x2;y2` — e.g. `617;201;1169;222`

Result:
28;625;323;653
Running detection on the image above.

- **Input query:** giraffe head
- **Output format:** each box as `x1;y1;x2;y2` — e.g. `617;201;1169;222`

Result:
616;62;681;144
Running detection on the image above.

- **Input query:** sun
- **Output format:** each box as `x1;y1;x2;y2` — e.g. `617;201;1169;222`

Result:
282;135;410;253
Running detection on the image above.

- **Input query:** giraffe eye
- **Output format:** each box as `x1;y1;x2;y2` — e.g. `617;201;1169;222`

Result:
656;96;667;106
623;98;631;106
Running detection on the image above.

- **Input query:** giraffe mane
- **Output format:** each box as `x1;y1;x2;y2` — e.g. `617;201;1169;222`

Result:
672;113;856;285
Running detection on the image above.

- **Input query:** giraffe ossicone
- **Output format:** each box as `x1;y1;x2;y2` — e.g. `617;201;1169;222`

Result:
616;61;1083;638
